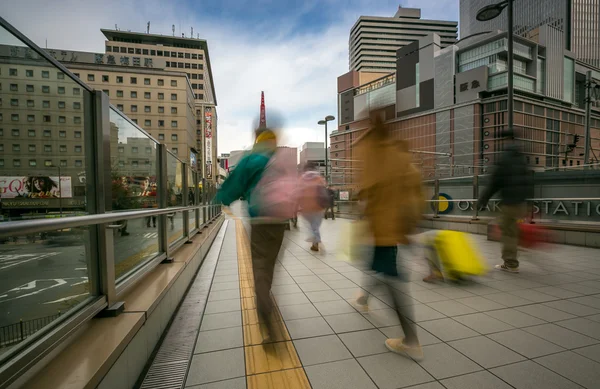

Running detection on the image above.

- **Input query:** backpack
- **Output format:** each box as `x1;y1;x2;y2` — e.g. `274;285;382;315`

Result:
249;150;297;219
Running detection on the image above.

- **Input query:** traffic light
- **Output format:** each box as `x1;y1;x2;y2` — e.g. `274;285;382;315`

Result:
574;134;581;144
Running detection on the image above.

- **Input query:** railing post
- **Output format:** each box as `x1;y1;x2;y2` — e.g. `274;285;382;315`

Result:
433;179;440;218
182;163;191;243
202;178;207;227
473;174;480;220
157;144;171;261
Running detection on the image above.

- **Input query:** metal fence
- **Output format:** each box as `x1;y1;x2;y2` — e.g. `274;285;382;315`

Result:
0;314;62;348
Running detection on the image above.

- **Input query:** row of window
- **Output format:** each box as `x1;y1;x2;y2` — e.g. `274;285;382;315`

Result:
7;68;66;79
117;146;154;154
4;99;81;110
1;144;82;152
165;62;204;71
0;159;83;168
1;114;82;124
0;129;82;138
101;90;178;100
105;46;204;60
115;105;179;114
85;74;179;87
116;160;153;167
3;83;81;95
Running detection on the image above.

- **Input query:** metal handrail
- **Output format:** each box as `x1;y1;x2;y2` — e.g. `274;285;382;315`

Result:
426;197;600;202
0;204;219;238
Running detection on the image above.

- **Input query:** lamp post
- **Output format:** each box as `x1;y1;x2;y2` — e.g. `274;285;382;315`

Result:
477;0;514;137
318;115;335;184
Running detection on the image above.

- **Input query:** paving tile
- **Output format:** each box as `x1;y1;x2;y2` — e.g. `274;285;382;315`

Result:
405;304;447;322
358;352;433;389
246;368;310;389
346;296;390;311
588;314;600;322
441;370;514;389
299;281;332;292
211;281;240;291
409;290;449;303
458;284;501;296
270;284;303;295
305;290;342;303
208;289;241;302
484;292;534;307
324;312;375;333
570;296;600;309
363;308;402;327
543;300;600;317
244;341;302;375
186;348;245;386
559;283;600;295
204;298;241;315
419;318;479;342
338;329;388;357
293;275;321;284
293;335;352;366
456;296;507;312
278;303;321;321
335;287;364;299
426;300;477;317
449;336;526;368
574;344;600;363
534;286;583;299
453;313;514;334
313;300;356;315
417;343;482;379
194;327;243;354
433;287;476;299
510;289;557;303
491;360;582;389
273;292;310;307
285;317;334;339
555;317;600;340
523;323;599;349
196;377;246;389
328;279;358;289
201;311;242;331
515;304;576;322
535;351;600;389
382;325;442;346
488;329;565;358
304;359;377;389
405;383;444;389
486;308;546;327
318;273;349;282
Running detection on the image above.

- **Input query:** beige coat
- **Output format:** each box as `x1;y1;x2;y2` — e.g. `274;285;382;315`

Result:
355;130;424;246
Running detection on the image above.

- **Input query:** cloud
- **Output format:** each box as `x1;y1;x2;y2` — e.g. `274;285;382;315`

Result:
1;0;459;154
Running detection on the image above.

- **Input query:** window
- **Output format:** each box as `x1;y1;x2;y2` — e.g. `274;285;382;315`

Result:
73;88;80;95
192;54;198;60
28;129;35;137
60;145;67;152
88;74;95;81
171;93;177;100
28;145;35;152
28;85;36;92
143;78;151;86
132;161;139;167
12;144;20;151
143;49;149;55
59;130;66;137
0;160;3;167
151;50;156;55
199;74;204;80
117;104;124;111
171;134;178;141
74;117;81;124
145;106;151;113
158;93;164;100
158;120;164;127
44;145;52;152
42;71;49;78
11;114;19;122
177;63;183;68
27;115;35;122
44;129;51;137
145;120;151;126
10;84;17;91
75;131;82;138
132;119;138;124
197;94;204;100
535;157;539;165
171;107;178;114
158;79;164;86
132;147;138;153
118;146;124;153
43;101;50;108
199;54;204;60
158;133;165;140
131;77;137;84
57;72;65;79
192;83;198;89
75;160;83;167
131;91;137;98
185;63;190;69
192;64;198;69
74;73;80;78
144;92;151;99
73;102;81;109
9;68;17;76
29;160;37;167
145;160;150;166
117;90;123;97
102;75;109;82
75;145;82;153
198;84;203;90
171;120;178;128
27;100;34;107
158;106;165;113
172;147;178;155
58;101;66;109
60;160;67;167
11;99;18;107
59;116;66;123
171;80;177;87
13;159;21;167
131;105;138;112
12;129;19;136
192;74;197;79
117;76;123;83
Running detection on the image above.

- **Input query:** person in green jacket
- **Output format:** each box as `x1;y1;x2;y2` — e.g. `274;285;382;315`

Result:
216;129;285;343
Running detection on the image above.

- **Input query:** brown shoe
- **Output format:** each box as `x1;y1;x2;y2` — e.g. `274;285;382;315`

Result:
385;338;423;361
310;243;319;251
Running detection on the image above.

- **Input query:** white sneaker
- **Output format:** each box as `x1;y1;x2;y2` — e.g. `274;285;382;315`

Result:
495;264;519;273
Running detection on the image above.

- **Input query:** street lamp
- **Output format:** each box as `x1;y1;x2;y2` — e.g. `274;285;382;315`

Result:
477;0;514;138
318;115;335;184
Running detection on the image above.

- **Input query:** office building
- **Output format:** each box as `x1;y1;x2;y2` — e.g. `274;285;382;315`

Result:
349;6;458;73
219;153;230;171
299;142;327;177
460;0;600;69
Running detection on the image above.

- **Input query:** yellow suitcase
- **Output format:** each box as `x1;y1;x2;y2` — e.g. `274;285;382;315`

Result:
433;231;487;279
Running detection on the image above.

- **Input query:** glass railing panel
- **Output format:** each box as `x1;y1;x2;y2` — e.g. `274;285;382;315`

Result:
113;215;160;280
166;152;183;208
188;168;197;232
167;211;185;246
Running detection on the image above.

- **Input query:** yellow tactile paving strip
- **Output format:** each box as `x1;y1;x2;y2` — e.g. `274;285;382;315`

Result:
235;220;311;389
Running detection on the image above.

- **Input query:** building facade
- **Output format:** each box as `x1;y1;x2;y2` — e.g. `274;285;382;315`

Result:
349;6;458;73
299;142;327;177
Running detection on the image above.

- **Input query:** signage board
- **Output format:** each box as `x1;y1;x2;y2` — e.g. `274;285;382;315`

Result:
455;66;488;104
0;176;72;199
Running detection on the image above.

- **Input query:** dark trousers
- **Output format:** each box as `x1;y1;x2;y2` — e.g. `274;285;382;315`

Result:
324;206;335;219
250;223;286;318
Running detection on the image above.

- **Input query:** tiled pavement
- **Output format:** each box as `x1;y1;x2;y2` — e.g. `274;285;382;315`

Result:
184;216;600;389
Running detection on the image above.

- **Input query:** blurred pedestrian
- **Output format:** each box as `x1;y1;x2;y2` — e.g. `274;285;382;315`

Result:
216;128;295;343
479;129;531;273
324;187;336;220
352;114;424;360
298;162;328;251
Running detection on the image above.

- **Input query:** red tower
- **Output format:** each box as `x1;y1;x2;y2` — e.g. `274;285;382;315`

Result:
259;91;267;129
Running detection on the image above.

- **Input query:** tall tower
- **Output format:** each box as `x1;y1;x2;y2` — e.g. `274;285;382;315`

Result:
259;91;267;128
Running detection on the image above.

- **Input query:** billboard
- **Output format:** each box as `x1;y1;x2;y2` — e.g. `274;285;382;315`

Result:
204;107;213;179
0;176;72;199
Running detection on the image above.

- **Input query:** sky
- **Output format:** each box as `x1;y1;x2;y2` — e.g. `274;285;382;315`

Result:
1;0;459;154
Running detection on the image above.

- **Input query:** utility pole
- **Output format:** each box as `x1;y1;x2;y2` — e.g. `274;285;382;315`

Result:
584;70;592;168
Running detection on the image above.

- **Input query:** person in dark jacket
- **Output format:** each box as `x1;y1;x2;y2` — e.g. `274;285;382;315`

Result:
479;130;531;273
324;187;336;220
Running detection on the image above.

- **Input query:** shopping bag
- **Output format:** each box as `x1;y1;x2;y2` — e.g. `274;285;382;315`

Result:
337;220;370;263
434;231;487;279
